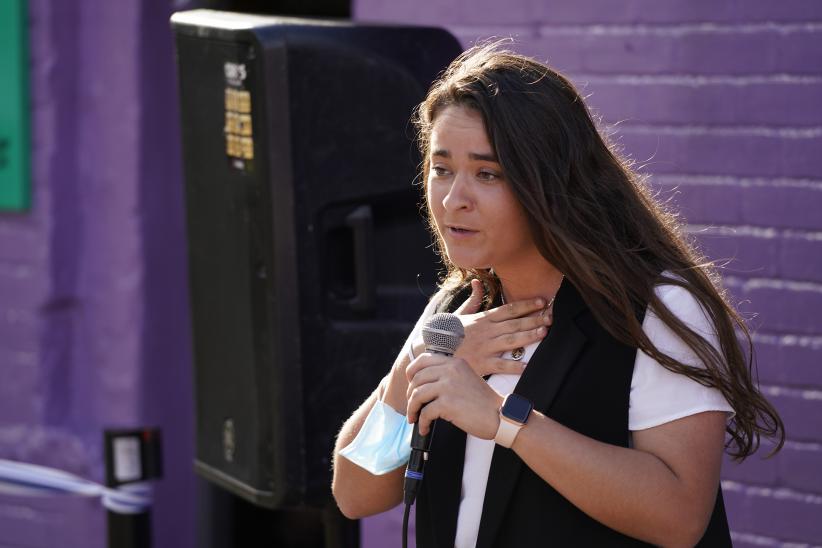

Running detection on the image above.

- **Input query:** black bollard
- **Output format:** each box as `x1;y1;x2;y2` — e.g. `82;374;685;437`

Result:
104;428;163;548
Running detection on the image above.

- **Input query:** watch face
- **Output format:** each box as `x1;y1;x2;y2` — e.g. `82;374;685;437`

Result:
502;394;533;424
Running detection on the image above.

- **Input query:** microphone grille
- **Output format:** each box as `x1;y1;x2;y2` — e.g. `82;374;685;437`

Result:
421;313;465;354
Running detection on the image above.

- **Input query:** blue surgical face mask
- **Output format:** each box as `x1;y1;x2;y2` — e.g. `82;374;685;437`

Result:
338;400;413;476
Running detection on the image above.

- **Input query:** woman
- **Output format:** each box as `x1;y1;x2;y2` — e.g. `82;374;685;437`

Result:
332;43;783;547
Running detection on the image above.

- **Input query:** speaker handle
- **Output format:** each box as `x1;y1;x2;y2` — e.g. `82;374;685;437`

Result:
345;205;376;312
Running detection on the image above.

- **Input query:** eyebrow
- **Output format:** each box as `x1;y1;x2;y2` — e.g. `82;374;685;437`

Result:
431;149;499;163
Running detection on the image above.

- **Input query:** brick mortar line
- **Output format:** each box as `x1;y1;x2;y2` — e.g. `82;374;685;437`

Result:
0;503;56;521
721;480;822;503
449;25;539;39
0;352;36;366
759;384;822;400
724;439;821;457
723;275;822;293
0;223;41;235
449;30;822;82
685;225;822;241
573;73;822;86
783;439;822;451
0;309;37;325
730;530;822;548
722;480;822;500
757;382;822;395
744;327;822;339
750;332;822;348
0;262;35;277
537;22;822;36
652;174;822;189
609;124;822;138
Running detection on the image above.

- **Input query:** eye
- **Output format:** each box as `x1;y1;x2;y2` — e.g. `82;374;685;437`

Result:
477;169;500;182
431;165;450;177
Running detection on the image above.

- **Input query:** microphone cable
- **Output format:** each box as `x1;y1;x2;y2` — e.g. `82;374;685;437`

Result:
402;499;412;548
402;312;464;548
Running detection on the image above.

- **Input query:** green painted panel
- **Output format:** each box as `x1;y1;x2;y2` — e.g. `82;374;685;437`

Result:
0;0;30;211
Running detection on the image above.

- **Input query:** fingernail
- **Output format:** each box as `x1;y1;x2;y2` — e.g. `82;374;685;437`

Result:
535;298;545;307
538;326;547;335
543;315;552;325
521;362;528;370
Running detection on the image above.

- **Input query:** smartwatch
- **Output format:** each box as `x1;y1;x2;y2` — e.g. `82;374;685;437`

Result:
494;393;534;448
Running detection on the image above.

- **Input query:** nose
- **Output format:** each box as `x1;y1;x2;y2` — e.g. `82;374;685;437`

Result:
442;171;472;212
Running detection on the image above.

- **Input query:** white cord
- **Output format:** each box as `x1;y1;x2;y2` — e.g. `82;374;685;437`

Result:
0;458;152;514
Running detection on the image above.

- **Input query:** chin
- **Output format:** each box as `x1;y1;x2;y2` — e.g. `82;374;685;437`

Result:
445;253;491;272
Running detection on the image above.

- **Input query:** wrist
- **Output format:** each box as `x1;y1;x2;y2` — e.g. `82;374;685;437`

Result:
494;393;534;448
489;393;503;439
382;364;410;414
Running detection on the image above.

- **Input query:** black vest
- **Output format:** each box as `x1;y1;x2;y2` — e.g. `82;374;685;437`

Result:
416;279;731;547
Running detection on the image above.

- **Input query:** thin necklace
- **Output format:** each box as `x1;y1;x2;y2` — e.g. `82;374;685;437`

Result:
501;275;563;361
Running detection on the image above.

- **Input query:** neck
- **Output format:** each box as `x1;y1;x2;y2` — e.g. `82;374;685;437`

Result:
495;257;564;304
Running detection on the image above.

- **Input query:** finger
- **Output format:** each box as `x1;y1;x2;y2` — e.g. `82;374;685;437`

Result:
406;383;438;424
416;400;442;436
488;297;546;322
497;313;553;335
455;279;484;315
491;326;548;352
406;366;442;400
489;357;528;375
406;353;450;382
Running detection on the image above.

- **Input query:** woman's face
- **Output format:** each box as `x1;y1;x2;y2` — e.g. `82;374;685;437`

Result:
426;105;538;275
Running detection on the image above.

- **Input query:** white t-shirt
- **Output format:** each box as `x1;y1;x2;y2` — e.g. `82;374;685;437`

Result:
401;282;734;548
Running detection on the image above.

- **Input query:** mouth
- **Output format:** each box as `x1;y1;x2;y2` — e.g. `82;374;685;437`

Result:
446;225;478;236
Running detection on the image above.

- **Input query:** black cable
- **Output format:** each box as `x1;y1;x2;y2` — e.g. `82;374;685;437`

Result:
403;448;424;548
401;314;462;547
402;501;411;548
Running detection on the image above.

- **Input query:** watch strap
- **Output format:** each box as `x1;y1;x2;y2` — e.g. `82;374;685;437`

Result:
494;416;523;448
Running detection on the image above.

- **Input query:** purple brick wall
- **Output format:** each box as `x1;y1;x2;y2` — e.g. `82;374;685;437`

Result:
356;1;822;546
0;1;195;547
2;1;818;546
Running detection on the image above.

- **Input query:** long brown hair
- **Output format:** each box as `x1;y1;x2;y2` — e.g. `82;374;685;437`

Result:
413;43;783;460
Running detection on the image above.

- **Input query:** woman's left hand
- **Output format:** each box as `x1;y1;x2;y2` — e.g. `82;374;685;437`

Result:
405;352;503;439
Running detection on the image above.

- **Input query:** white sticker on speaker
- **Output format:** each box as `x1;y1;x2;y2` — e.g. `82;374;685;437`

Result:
113;436;142;482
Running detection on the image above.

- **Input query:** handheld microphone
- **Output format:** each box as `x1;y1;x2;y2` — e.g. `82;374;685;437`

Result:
403;312;464;506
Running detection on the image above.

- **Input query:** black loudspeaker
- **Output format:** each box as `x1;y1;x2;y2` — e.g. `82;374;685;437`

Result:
172;10;461;509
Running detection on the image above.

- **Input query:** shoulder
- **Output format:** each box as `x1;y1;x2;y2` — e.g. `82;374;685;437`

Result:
434;282;474;314
414;286;459;327
402;288;451;355
629;275;733;430
427;287;452;315
646;276;716;342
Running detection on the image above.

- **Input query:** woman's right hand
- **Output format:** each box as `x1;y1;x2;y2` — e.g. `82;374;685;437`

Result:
452;279;552;377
